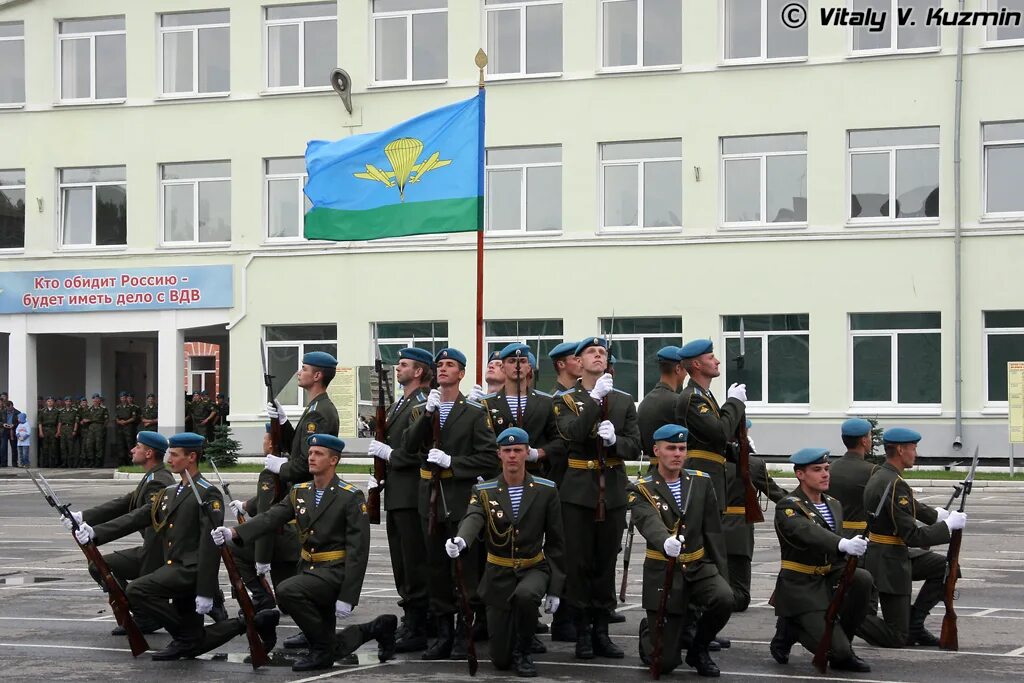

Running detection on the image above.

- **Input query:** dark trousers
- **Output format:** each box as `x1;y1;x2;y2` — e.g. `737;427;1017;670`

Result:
117;426;135;464
562;503;625;613
88;546;145;588
41;430;58;467
276;571;368;655
231;535;297;609
639;573;733;674
60;434;75;467
727;554;752;612
0;432;10;467
421;516;483;616
858;550;946;647
486;569;548;670
789;567;872;662
387;508;428;611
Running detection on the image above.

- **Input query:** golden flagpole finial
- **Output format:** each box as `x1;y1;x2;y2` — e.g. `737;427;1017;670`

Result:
475;49;488;89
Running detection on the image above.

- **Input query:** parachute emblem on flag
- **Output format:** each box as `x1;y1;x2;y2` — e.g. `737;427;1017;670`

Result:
353;137;452;202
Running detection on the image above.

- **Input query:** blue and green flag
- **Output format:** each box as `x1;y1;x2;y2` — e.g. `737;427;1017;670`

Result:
304;92;484;241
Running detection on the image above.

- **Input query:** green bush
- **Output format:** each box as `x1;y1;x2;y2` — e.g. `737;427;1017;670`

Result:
205;424;241;468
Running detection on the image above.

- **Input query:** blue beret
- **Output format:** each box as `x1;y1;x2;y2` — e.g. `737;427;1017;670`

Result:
307;433;345;453
883;427;921;444
488;350;501;362
790;447;830;466
497;427;530;446
168;432;205;449
527;351;537;369
64;395;72;401
678;338;713;360
499;342;531;360
136;431;168;452
745;419;752;429
45;395;54;400
302;350;338;368
91;393;101;399
434;347;467;366
656;346;681;362
117;391;127;397
841;418;872;437
575;337;609;355
400;347;436;367
652;424;689;443
548;341;578;360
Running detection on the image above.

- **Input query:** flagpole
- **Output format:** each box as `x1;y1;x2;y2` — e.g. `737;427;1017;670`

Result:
474;49;488;386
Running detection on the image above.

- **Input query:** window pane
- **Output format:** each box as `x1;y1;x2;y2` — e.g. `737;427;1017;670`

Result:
725;157;760;222
488;8;520;74
986;310;1024;328
0;170;25;185
95;184;126;246
726;337;763;401
897;0;939;49
603;139;680;160
852;0;890;50
993;0;1024;40
62;187;93;245
985;145;1024;213
59;17;125;33
642;335;682;395
61;38;91;99
95;33;126;99
984;122;1024;142
267;157;307;175
304;19;336;87
767;0;807;57
643;160;681;227
199;26;230;92
612;338;639;398
526;4;561;73
487;319;563;337
266;324;337;341
198;180;231;242
268;24;300;87
643;0;681;65
0;22;24;38
603;0;638;67
375;17;407;80
269;178;301;238
988;333;1024;401
0;36;25;103
190;356;216;371
163;184;195;242
724;133;806;154
162;161;230;179
604;164;638;226
724;314;809;332
488;145;561;165
526;165;561;231
162;10;230;27
895;147;938;218
851;312;940;329
850;127;939;148
853;335;892;401
267;2;337;20
725;0;761;60
412;11;447;80
487;168;522;231
163;31;193;93
850;152;889;218
767;154;807;222
768;334;809;403
602;317;682;335
897;332;940;403
374;0;447;10
268;346;300;403
0;187;25;249
62;166;125;183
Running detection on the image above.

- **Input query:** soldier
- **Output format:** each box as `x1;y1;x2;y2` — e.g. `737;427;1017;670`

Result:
631;424;732;677
193;390;218;444
367;346;434;653
79;394;108;467
859;427;967;648
74;432;276;660
637;346;687;465
446;427;566;677
548;341;581;394
484;349;506;394
213;434;396;671
115;392;135;465
552;336;640;659
402;347;499;661
127;392;142;439
827;418;877;539
140;393;159;432
769;447;873;672
74;397;89;465
57;396;77;468
215;393;230;427
184;392;194;432
38;396;60;467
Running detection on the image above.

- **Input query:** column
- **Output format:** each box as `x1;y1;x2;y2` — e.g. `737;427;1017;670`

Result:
84;336;103;397
8;316;37;466
158;314;185;435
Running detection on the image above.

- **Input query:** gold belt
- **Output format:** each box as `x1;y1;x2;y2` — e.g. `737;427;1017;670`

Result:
644;547;705;563
300;549;346;563
842;521;868;530
868;532;905;546
486;551;545;569
781;560;832;575
568;457;624;470
686;450;726;465
419;468;454;480
724;506;746;515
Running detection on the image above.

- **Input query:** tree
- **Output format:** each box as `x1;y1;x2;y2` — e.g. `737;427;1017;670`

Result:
206;424;240;467
866;417;885;465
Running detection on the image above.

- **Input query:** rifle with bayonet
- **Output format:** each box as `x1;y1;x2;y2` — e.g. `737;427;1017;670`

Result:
28;469;149;657
619;451;647;603
939;445;979;651
260;339;285;503
650;479;695;679
733;318;763;523
183;470;269;669
438;478;477;676
368;330;391;525
595;318;614;523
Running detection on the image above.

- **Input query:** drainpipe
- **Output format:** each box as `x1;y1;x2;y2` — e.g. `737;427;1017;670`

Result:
952;0;965;451
226;253;255;331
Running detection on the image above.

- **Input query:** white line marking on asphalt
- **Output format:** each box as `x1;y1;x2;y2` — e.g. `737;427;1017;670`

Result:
291;662;390;682
971;608;999;617
0;642;130;654
1006;645;1024;656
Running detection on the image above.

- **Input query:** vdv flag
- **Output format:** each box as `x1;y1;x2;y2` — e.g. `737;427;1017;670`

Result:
304;92;484;241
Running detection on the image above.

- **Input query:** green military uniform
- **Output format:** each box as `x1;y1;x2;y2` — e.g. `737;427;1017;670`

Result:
674;379;745;513
828;451;879;539
81;402;108;467
190;396;216;444
629;469;732;675
58;400;78;467
481;388;565;483
637;381;680;461
216;397;229;426
38;405;60;467
115;399;135;465
549;380;573;394
74;400;89;463
141;402;159;433
457;473;566;672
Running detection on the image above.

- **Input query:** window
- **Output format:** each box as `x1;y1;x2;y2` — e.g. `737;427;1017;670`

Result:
599;317;683;399
189;355;216;393
601;0;681;69
986;0;1024;44
359;321;449;403
851;0;939;53
723;315;809;405
264;325;338;407
723;0;807;61
0;170;25;249
601;139;682;230
372;0;447;84
0;22;25;104
850;312;940;406
266;157;311;240
722;133;806;226
985;311;1024;403
58;16;126;102
160;10;230;96
485;0;562;77
485;320;564;366
486;146;561;233
265;2;337;90
983;121;1024;217
848;127;939;222
59;166;127;248
161;161;231;245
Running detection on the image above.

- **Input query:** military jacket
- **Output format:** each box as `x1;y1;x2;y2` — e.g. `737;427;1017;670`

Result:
141;404;159;428
82;406;108;427
827;452;879;538
115;403;134;427
382;389;427;512
637;382;680;458
39;407;60;431
674;380;745;508
216;400;229;422
481;388;565;479
128;403;141;427
190;399;213;424
722;455;788;556
58;407;78;433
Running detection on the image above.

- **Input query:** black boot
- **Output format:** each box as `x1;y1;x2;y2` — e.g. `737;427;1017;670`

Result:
450;614;470;659
421;614;453;660
710;635;731;650
638;617;651;666
254;608;280;652
685;647;721;677
292;647;334;672
591;612;624;659
534;619;549;634
769;617;796;664
529;635;546;654
908;607;939;646
550;604;576;642
607;608;626;624
284;631;310;649
513;632;538;677
209;590;228;623
472;607;489;641
395;609;428;653
151;639;199;661
831;653;871;672
574;614;594;659
364;614;398;662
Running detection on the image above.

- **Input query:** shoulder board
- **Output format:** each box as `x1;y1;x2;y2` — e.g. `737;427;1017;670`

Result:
476;481;499;491
480;392;497;401
554;387;576;397
337;480;358;493
533;390;552;398
612;388;632;397
308;400;318;412
142;472;153;483
684;469;709;478
195;478;211;488
641;474;656;484
532;476;556;488
293;482;311;489
780;495;801;505
465;399;483;409
414;391;426;401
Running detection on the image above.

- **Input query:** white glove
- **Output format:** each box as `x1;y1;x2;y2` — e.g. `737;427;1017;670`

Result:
264;453;288;474
425;388;442;414
467;384;485;402
335;600;353;619
61;510;84;532
544;595;560;614
195;596;214;615
597;420;617;446
427;448;452;469
589;373;614;402
256;562;272;577
527;447;540;462
838;535;868;557
446;536;467;558
75;522;95;545
727;383;747;402
228;500;247;518
368;440;393;461
367;477;378;493
936;507;950;522
945;511;967;531
663;536;682;558
266;400;288;425
210;526;232;546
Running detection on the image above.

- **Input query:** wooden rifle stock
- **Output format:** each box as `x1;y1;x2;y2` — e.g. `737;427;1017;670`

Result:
223;483;276;606
428;410;441;536
595;394;609;522
939;482;970;651
262;340;286;504
650;526;683;680
367;359;388;524
737;421;763;523
80;538;150;656
453;550;479;676
812;553;859;673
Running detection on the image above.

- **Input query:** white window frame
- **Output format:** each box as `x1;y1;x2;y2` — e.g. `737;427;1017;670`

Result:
263;3;337;93
722;316;810;410
484;320;564;358
599;317;683;402
362;321;449;406
720;0;808;64
370;0;448;86
158;11;231;98
847;0;941;56
982;121;1024;219
485;145;562;235
484;0;563;80
264;157;309;242
263;326;338;409
984;0;1024;47
0;170;26;251
982;320;1024;410
848;314;942;412
0;21;25;107
599;139;683;233
57;166;127;250
56;16;126;103
159;161;231;247
847;127;939;226
598;0;682;73
720;133;807;229
188;355;217;394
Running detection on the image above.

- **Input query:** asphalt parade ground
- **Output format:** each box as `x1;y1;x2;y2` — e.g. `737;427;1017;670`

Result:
1;476;1022;682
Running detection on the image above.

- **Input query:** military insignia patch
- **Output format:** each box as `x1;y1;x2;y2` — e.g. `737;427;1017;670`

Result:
898;496;910;507
627;493;637;504
785;508;795;516
496;511;503;519
261;482;270;491
469;495;477;505
360;503;367;514
212;500;221;511
553;405;560;415
699;405;709;414
307;423;316;433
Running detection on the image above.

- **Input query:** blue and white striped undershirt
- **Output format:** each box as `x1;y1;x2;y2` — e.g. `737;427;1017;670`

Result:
439;401;455;427
506;395;527;422
814;502;836;531
314;489;325;506
667;480;682;509
508;486;524;519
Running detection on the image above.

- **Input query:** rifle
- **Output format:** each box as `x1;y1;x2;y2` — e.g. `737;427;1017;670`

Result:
939;445;979;651
427;409;442;536
438;477;478;676
732;319;762;523
183;470;269;669
650;479;695;679
367;332;391;524
595;317;614;523
28;469;149;657
260;339;285;503
619;451;647;603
